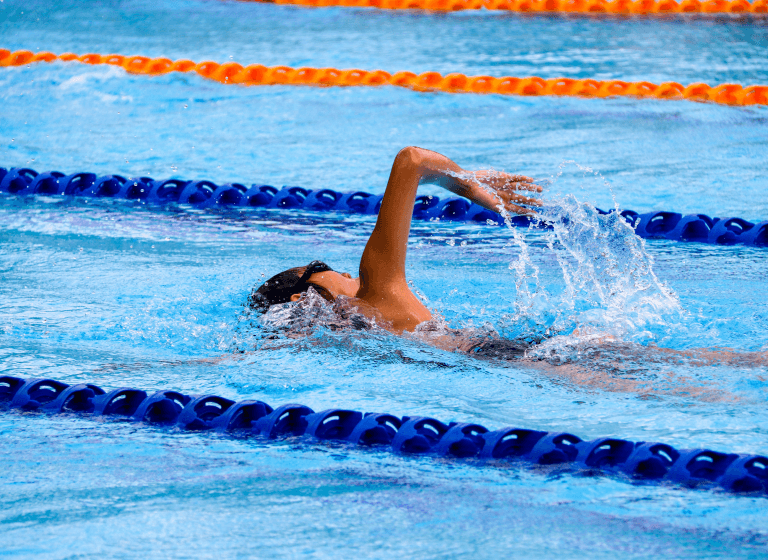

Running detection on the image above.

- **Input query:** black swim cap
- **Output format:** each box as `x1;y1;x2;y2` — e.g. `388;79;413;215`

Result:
248;260;334;312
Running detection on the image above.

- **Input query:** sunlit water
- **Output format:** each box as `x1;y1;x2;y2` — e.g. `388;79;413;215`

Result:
2;0;768;558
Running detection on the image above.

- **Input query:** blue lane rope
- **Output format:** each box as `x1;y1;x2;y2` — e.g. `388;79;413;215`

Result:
1;166;767;247
2;375;767;495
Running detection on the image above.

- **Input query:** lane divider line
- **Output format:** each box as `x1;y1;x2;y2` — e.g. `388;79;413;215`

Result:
239;0;768;15
1;49;766;106
2;375;768;495
2;166;767;247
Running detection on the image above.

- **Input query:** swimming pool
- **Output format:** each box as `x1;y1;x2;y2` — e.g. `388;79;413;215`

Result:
2;0;768;557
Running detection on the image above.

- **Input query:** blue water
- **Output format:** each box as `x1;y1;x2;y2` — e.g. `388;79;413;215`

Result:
2;1;768;558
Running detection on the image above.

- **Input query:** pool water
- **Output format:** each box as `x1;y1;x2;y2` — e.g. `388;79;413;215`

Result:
2;0;768;558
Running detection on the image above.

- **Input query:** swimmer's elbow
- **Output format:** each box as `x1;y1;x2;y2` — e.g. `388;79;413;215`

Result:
396;146;426;170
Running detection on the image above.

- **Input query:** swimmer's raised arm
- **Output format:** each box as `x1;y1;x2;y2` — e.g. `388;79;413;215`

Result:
355;147;540;331
360;147;540;281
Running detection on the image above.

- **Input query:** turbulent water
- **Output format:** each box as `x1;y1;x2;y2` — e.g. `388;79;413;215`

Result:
513;196;682;336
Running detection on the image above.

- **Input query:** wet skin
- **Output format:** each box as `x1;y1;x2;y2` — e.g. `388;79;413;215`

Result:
290;271;359;302
288;146;542;333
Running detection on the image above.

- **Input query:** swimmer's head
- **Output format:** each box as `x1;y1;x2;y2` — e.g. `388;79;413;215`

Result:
249;260;359;313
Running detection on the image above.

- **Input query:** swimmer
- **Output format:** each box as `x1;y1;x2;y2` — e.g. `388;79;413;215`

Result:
248;147;766;376
249;146;542;333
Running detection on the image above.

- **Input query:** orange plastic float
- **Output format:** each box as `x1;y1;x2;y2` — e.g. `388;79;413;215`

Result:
246;0;767;15
1;49;765;107
103;55;127;66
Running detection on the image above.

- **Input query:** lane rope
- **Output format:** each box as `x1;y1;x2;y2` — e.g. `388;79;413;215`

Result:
239;0;768;15
2;166;767;247
1;49;766;106
2;375;767;495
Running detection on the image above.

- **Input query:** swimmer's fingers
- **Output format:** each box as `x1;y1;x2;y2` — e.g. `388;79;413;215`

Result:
495;191;543;216
472;170;542;193
466;170;543;215
487;172;543;193
498;190;543;208
515;181;543;193
474;192;539;216
503;203;538;216
504;175;542;192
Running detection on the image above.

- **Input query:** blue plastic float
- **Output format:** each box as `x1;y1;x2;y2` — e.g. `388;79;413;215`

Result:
1;167;766;247
2;375;767;495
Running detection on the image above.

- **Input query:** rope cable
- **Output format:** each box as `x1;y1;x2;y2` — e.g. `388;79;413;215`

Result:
1;49;766;106
2;166;767;247
249;0;768;15
2;375;767;495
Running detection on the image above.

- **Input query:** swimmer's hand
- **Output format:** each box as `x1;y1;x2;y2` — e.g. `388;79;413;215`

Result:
466;171;543;216
411;148;542;215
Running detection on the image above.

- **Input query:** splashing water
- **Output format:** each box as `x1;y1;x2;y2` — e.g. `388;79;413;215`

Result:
472;165;684;355
234;287;386;352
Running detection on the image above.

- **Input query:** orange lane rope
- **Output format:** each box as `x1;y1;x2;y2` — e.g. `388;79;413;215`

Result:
243;0;767;16
1;49;766;106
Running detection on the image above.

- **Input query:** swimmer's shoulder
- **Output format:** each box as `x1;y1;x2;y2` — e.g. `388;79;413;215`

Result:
333;296;394;331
